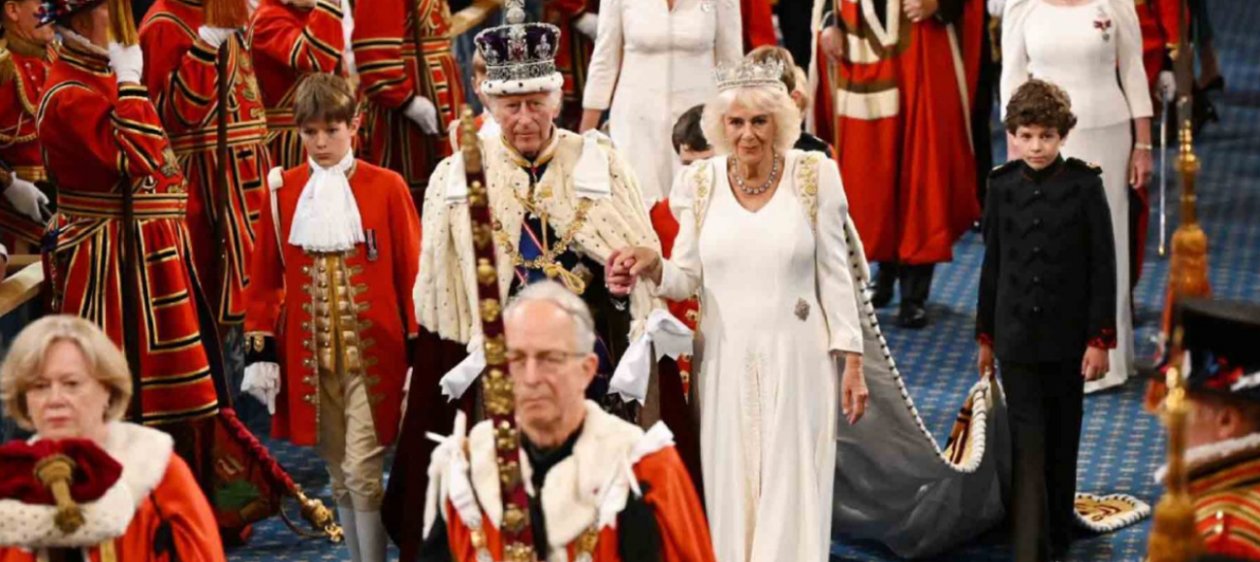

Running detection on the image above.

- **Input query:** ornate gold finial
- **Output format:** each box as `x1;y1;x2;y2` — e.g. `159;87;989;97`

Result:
459;108;482;175
1148;327;1204;562
34;455;84;534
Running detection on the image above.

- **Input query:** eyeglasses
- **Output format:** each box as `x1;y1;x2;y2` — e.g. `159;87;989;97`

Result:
504;349;587;372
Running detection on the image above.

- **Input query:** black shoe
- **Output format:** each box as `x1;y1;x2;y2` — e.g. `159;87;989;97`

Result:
897;303;928;329
871;264;898;308
871;283;894;308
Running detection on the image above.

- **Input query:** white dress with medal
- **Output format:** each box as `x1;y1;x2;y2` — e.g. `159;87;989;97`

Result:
654;151;863;562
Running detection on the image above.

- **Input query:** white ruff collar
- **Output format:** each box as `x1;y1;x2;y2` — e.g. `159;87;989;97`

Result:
0;422;173;548
289;151;364;252
1153;432;1260;483
452;402;673;549
54;27;107;57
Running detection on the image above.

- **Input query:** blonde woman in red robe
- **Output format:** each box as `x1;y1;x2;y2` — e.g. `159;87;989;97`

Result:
0;315;225;562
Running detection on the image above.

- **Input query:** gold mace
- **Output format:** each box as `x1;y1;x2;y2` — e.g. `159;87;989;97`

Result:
1160;0;1211;337
1146;327;1204;562
33;455;85;534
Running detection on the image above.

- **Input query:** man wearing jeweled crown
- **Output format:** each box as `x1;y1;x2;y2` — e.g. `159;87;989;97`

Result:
382;2;703;558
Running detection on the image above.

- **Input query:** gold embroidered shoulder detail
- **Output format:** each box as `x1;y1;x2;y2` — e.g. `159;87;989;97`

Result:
692;161;714;231
795;152;822;229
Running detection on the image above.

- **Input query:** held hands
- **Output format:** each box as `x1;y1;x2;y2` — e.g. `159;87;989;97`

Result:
404;96;440;134
1129;147;1153;189
1081;345;1109;381
604;246;662;296
107;42;144;85
839;352;868;425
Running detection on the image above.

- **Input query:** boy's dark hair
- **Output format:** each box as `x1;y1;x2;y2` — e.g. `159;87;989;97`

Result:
746;45;798;93
1003;79;1077;136
672;105;710;154
294;73;357;127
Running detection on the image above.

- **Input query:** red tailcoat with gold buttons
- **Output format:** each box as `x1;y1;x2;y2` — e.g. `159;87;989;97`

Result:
139;0;272;325
244;160;421;446
247;0;346;170
0;38;55;246
1189;436;1260;558
350;0;464;203
37;40;220;425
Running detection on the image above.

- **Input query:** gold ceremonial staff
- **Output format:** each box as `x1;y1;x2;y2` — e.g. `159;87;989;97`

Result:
1147;0;1213;558
1146;325;1204;562
458;108;540;561
1160;0;1210;338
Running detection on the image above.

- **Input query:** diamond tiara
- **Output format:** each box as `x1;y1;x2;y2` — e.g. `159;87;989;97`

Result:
714;59;787;93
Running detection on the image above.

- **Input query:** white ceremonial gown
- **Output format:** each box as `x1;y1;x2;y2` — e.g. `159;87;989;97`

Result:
582;0;742;205
655;151;863;562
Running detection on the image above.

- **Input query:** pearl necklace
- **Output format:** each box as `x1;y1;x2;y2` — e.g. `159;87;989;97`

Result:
730;153;782;195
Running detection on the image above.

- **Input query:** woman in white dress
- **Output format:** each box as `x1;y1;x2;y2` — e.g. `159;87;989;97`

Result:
578;0;742;205
1001;0;1153;393
607;59;869;562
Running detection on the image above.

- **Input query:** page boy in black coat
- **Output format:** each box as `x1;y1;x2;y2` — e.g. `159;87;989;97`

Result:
977;78;1118;562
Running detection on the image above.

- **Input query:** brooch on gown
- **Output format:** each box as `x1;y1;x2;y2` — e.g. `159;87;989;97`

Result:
1093;6;1113;42
700;0;715;12
795;299;810;321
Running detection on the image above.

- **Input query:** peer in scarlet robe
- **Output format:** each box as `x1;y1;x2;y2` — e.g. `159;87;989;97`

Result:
418;403;715;562
0;423;226;562
350;0;465;204
37;35;222;473
0;31;56;249
812;0;984;267
139;0;271;325
247;0;346;170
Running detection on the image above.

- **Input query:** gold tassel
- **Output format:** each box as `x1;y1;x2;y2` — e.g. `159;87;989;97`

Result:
204;0;249;29
107;0;139;46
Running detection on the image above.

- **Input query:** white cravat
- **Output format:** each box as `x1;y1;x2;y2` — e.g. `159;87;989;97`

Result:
288;151;364;252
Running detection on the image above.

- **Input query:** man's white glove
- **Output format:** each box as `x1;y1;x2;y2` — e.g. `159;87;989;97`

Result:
341;0;357;75
1158;70;1177;102
242;362;282;414
198;26;237;49
574;13;598;38
107;42;144;84
986;0;1004;16
3;174;49;222
404;96;439;134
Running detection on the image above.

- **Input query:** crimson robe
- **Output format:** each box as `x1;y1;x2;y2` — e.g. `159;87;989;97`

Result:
813;0;983;265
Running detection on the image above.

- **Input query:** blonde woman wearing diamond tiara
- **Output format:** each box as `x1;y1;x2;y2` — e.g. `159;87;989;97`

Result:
577;0;742;206
608;59;868;562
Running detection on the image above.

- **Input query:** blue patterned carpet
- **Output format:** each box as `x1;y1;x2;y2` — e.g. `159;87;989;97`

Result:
228;2;1260;560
